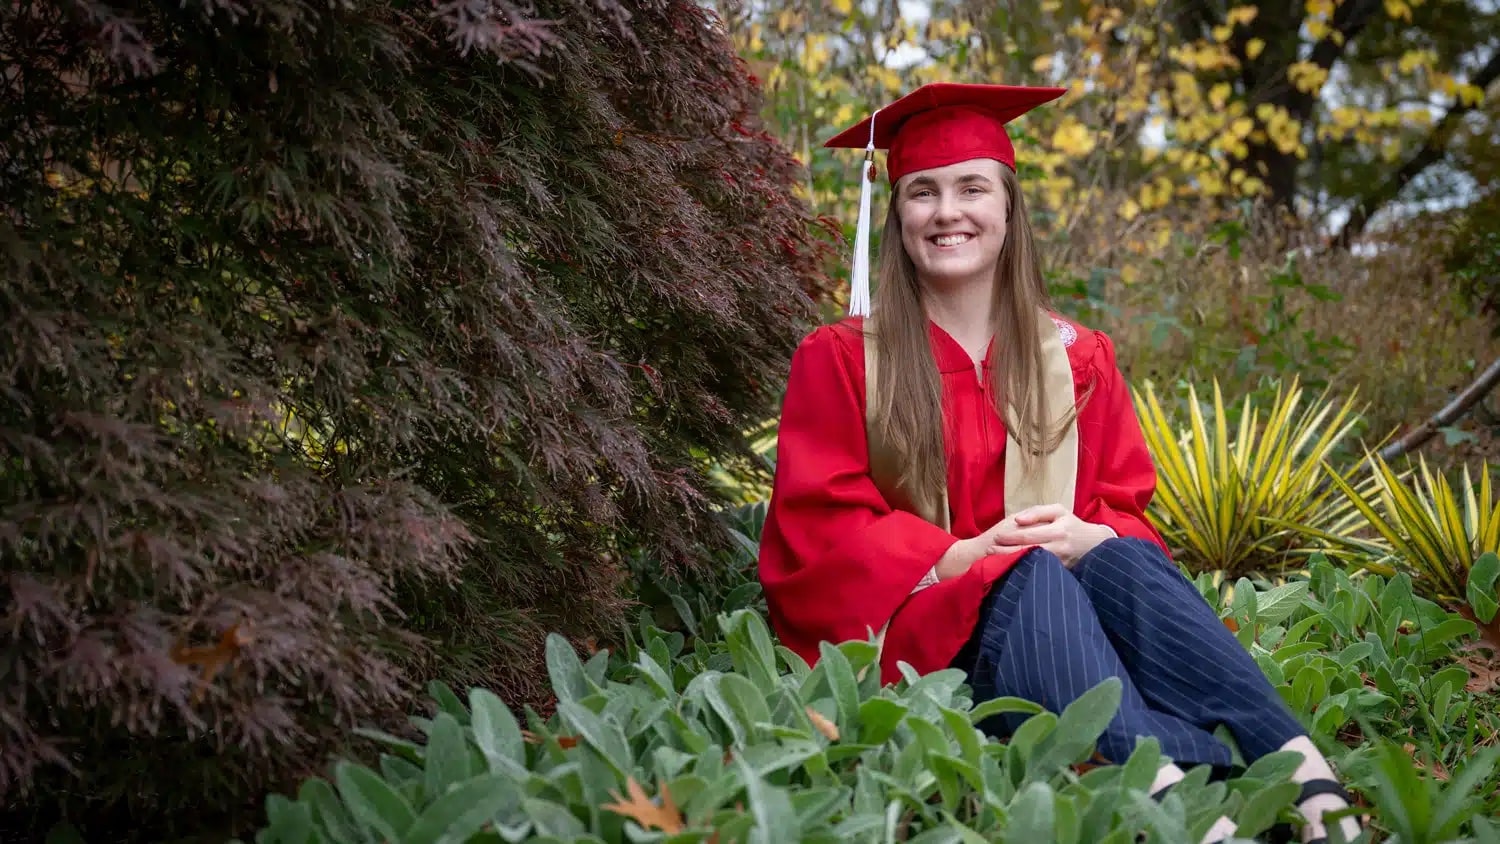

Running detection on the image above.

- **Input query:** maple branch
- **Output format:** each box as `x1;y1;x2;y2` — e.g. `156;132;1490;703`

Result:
1336;48;1500;247
1308;0;1382;72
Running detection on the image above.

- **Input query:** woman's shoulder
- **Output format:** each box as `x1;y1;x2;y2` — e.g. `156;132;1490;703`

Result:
785;318;869;384
1046;311;1120;375
794;317;867;358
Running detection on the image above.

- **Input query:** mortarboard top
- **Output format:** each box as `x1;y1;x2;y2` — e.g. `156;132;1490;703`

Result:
825;82;1068;316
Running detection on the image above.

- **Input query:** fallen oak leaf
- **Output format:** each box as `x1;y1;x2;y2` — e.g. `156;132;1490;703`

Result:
601;777;684;834
1461;654;1500;694
805;706;839;741
521;730;580;749
1403;743;1451;781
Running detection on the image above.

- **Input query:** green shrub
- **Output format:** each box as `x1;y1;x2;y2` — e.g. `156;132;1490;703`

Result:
255;612;1310;844
0;0;823;836
252;555;1500;844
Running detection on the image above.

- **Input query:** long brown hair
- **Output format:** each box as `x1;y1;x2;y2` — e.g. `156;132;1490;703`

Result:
865;165;1077;500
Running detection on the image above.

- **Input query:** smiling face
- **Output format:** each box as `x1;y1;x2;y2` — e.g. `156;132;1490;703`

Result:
894;158;1010;293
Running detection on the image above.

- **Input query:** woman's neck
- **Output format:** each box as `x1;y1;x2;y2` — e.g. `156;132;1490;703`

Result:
922;277;996;365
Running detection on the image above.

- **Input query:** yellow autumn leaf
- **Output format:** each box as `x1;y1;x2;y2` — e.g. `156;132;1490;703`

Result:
1457;83;1486;107
1398;49;1436;74
1213;24;1233;42
1172;71;1201;100
1118;198;1142;222
1384;0;1412;21
1305;0;1334;17
1120;264;1141;284
1032;53;1055;73
1245;38;1266;60
935;18;974;39
1198;169;1226;196
831;0;855;14
1051;120;1097;156
1227;5;1259;26
1240;175;1266;195
1287;60;1329;94
804;38;830;74
1210;82;1233;109
1307;18;1331;40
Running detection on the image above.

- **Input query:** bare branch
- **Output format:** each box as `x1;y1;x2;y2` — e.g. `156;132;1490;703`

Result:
1377;355;1500;463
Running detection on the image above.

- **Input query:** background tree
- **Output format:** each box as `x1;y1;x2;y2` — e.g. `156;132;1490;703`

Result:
0;0;825;839
714;0;1496;249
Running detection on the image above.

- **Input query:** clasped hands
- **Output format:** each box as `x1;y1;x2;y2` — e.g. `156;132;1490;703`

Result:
934;504;1114;581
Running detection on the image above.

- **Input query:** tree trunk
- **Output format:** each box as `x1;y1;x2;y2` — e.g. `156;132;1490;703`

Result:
1229;0;1383;209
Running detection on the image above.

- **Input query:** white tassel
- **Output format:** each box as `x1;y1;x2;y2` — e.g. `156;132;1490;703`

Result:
847;108;880;318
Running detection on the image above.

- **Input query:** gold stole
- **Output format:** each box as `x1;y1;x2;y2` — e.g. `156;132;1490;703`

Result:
862;311;1080;653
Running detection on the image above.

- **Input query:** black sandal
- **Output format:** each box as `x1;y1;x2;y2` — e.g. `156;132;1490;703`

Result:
1296;779;1365;844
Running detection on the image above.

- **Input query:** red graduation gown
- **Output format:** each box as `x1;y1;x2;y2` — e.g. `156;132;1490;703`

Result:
757;314;1169;685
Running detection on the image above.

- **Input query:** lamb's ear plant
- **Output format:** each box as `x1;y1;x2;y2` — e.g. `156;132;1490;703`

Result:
250;555;1500;844
248;609;1317;844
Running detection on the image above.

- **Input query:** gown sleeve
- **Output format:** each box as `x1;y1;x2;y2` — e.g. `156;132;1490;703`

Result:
757;324;960;665
1076;330;1171;553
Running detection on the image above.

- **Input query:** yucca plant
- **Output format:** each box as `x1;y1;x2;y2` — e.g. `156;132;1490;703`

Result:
1133;377;1373;578
705;417;780;506
1321;453;1500;640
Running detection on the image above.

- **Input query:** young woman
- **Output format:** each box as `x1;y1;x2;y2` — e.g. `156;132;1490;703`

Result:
757;83;1364;844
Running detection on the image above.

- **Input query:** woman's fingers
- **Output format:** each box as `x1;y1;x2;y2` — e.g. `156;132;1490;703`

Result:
1011;503;1067;526
990;521;1068;547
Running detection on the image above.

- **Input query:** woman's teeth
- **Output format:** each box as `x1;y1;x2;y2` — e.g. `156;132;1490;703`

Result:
934;234;971;247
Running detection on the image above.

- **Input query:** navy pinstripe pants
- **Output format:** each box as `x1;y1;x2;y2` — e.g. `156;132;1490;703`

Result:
952;537;1304;767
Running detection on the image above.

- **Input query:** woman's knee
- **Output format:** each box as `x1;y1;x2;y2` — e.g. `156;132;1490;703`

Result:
1075;536;1170;582
1009;546;1072;589
977;547;1073;627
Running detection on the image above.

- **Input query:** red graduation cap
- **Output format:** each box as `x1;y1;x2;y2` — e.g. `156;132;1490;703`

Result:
824;82;1067;316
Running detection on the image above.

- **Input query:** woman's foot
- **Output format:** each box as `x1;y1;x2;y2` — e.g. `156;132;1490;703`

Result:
1294;779;1364;843
1151;763;1238;844
1277;737;1364;843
